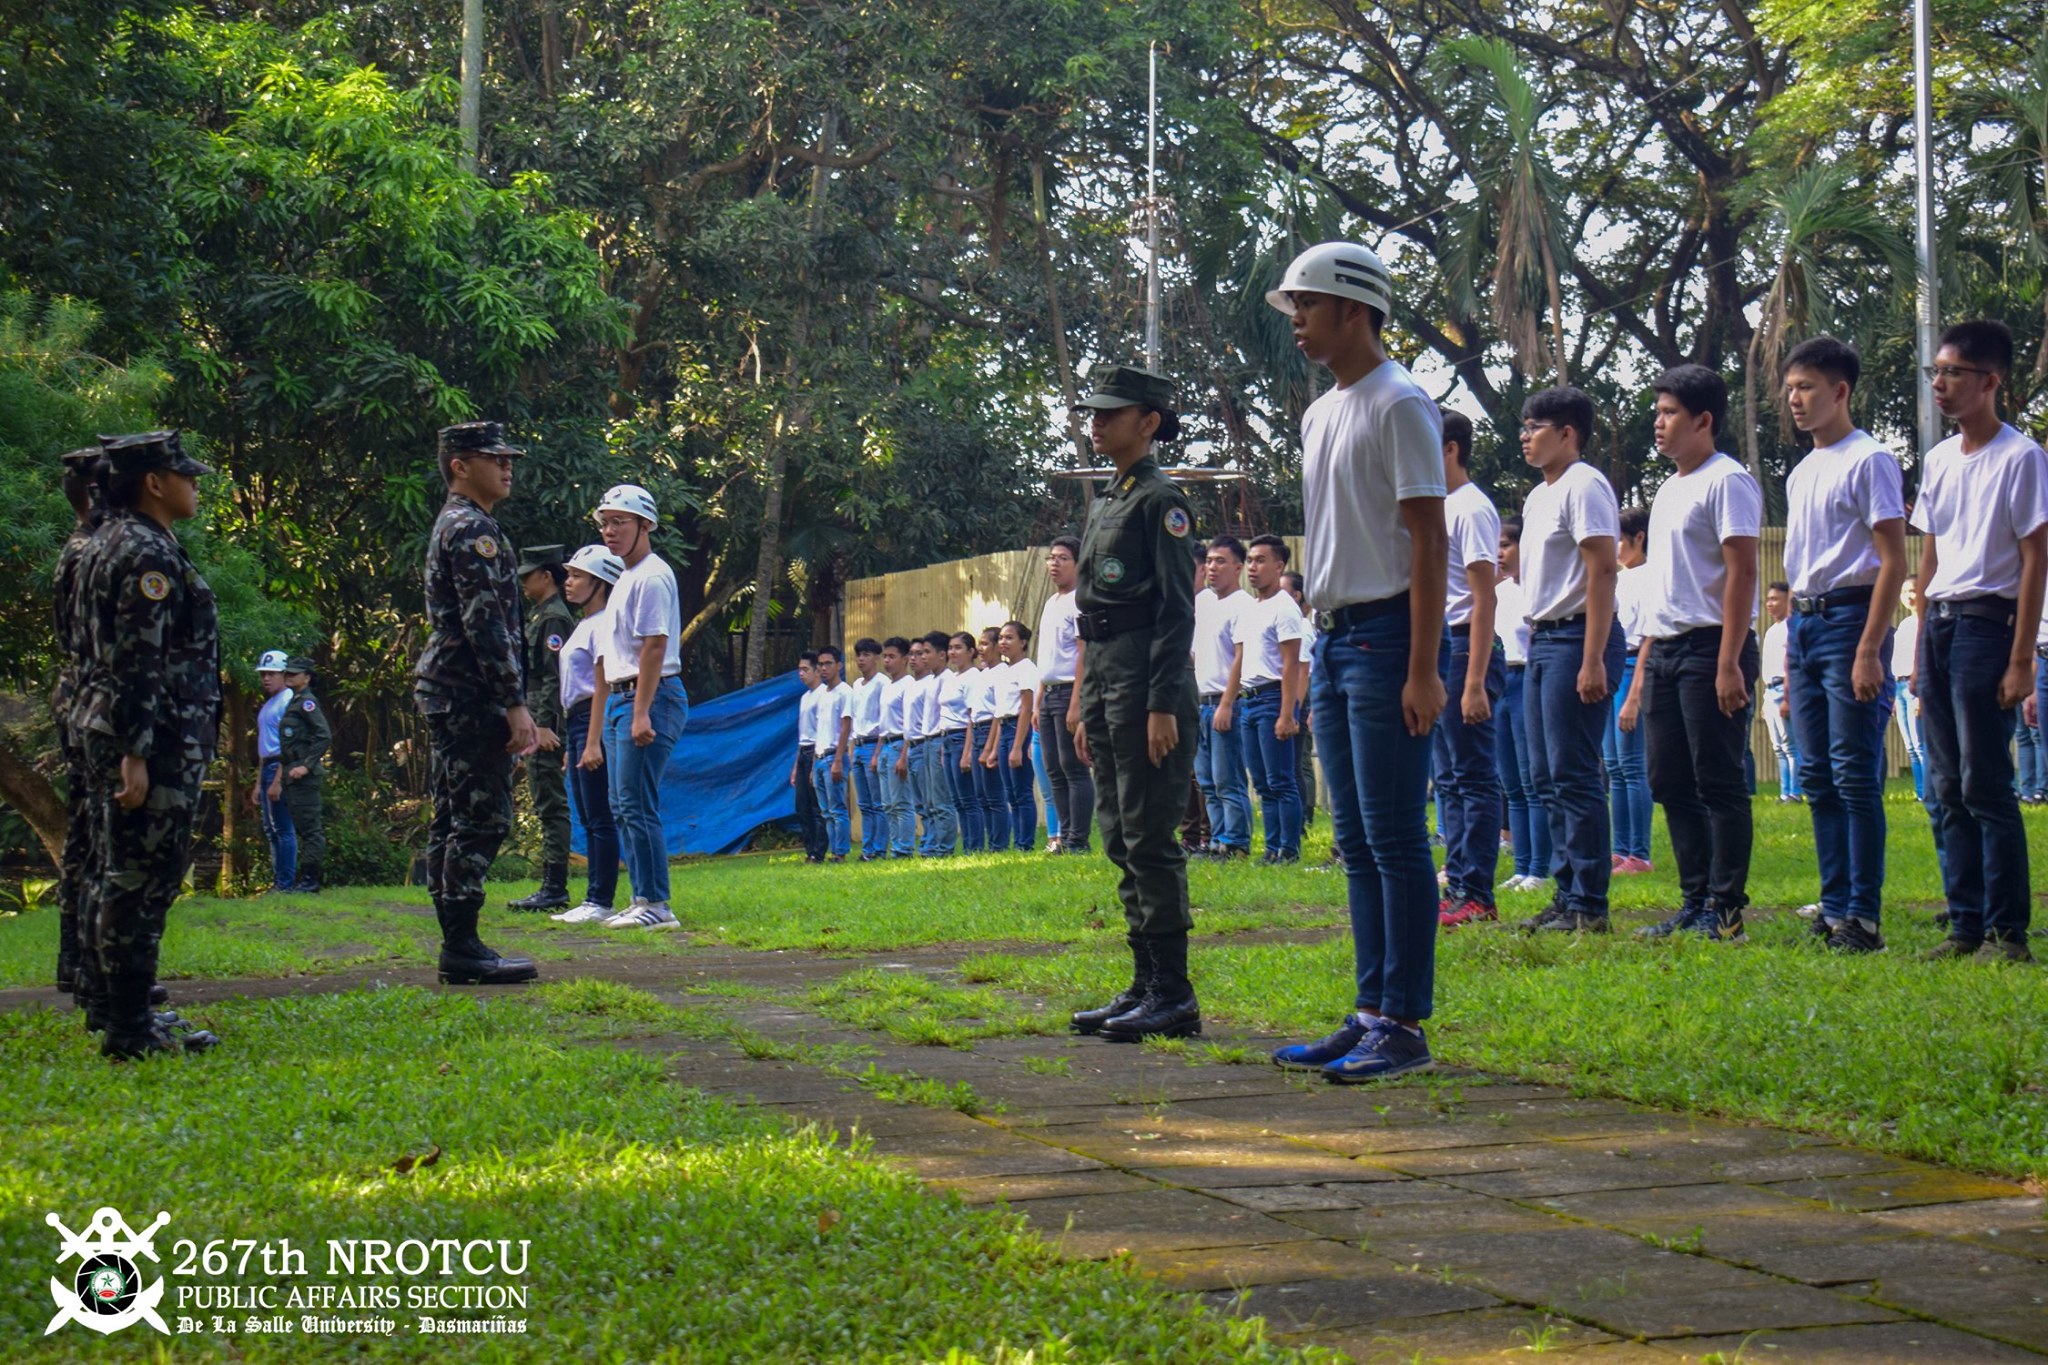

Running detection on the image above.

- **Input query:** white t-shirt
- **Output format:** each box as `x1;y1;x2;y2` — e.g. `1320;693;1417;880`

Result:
879;673;913;737
1193;587;1249;697
937;668;971;729
1495;578;1531;664
1641;452;1762;638
559;615;603;711
797;683;825;748
1784;429;1906;596
599;552;682;683
815;680;853;754
851;672;884;740
1520;461;1620;623
1238;590;1311;688
1614;564;1650;651
1299;360;1447;609
990;657;1041;718
966;665;997;724
1910;424;2048;601
912;672;947;740
1761;618;1791;685
1299;615;1320;676
1892;612;1919;678
1036;590;1081;683
1444;482;1502;628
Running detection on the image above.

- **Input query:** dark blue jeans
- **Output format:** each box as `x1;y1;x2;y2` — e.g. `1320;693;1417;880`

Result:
1196;700;1252;850
1525;618;1627;916
1241;687;1302;857
1435;634;1505;904
259;757;297;889
1787;605;1892;927
999;717;1038;849
945;728;984;852
971;724;1009;851
1919;608;2031;941
852;740;887;858
1605;654;1651;860
1642;626;1760;911
1310;609;1438;1021
564;702;619;908
1496;667;1546;878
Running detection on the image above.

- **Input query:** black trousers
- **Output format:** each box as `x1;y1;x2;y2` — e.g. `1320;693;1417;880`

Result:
1039;681;1094;850
1642;626;1760;910
794;743;826;858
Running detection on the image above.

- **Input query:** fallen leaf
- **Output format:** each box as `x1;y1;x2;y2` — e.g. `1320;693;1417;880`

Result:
392;1144;443;1175
817;1208;842;1234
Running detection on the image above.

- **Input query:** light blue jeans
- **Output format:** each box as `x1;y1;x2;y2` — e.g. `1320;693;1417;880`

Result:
878;738;915;857
604;677;687;904
812;751;850;858
914;737;959;855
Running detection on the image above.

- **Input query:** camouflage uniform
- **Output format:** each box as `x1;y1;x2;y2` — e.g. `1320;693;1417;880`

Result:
510;546;574;908
414;422;537;985
276;660;331;888
70;433;221;1056
51;450;104;1004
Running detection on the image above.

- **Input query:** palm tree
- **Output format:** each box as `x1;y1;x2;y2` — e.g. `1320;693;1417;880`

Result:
1739;159;1913;484
1955;30;2048;407
1436;36;1573;387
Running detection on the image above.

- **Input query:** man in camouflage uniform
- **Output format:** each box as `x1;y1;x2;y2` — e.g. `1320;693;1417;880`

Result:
415;422;539;985
70;432;220;1059
1065;365;1204;1043
275;654;331;892
52;447;106;1009
508;545;576;911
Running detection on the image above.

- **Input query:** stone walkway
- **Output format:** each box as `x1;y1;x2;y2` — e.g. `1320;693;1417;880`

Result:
15;942;2048;1362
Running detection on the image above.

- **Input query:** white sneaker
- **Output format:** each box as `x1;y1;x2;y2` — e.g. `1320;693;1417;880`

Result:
552;901;614;923
605;903;678;930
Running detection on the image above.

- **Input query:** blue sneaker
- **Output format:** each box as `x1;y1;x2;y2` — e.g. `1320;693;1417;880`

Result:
1270;1013;1371;1070
1322;1017;1433;1084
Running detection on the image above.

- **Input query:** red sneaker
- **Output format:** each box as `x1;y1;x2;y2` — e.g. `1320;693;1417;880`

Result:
1440;899;1498;930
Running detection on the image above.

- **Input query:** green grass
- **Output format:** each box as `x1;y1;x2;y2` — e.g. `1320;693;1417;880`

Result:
0;986;1320;1363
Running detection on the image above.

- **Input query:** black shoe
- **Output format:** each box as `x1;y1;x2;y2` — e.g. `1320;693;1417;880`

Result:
1101;933;1201;1042
508;861;571;912
1809;913;1836;942
1072;936;1150;1035
148;983;170;1006
436;899;539;985
1827;918;1885;954
103;1019;219;1060
1634;907;1697;940
1976;937;2035;964
1520;902;1610;934
1923;935;1982;961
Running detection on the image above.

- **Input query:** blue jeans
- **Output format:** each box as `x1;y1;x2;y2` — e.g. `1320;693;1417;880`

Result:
953;726;987;852
972;724;1010;852
1787;605;1892;927
1196;700;1252;850
1526;619;1627;916
1435;634;1506;903
878;738;915;857
259;757;297;889
914;738;959;855
851;740;886;858
1311;609;1438;1022
997;717;1037;850
1604;654;1652;861
604;677;686;904
565;702;619;907
1032;731;1061;840
1919;608;2030;941
1763;680;1803;799
812;751;850;858
1241;687;1302;857
1895;680;1927;800
2022;724;2046;798
1496;669;1544;878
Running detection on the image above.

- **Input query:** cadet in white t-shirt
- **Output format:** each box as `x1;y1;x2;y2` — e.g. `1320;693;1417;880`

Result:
1892;578;1926;800
980;621;1042;850
1911;321;2048;957
1607;506;1654;869
1036;536;1094;853
1759;586;1801;803
790;653;829;863
1630;365;1762;942
1192;538;1254;855
1513;386;1623;932
848;640;889;860
1432;409;1506;925
1261;240;1447;1084
873;638;916;858
1228;535;1311;862
1282;570;1320;829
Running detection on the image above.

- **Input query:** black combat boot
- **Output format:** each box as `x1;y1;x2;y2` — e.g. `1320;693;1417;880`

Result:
1101;932;1202;1042
56;910;77;995
100;974;218;1060
1071;934;1151;1035
437;899;539;985
507;862;570;912
294;862;322;894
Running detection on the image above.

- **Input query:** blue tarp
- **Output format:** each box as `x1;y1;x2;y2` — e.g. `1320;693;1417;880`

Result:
568;670;805;858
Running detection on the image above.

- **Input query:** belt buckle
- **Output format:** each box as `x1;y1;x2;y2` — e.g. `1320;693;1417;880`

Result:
1314;610;1335;631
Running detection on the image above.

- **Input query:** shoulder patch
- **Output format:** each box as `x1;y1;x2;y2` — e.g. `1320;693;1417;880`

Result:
139;570;171;601
302;698;317;712
1164;507;1191;538
474;534;499;559
546;633;564;652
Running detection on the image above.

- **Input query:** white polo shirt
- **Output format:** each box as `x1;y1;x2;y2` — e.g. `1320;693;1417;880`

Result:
1036;590;1081;684
1641;452;1762;638
1444;482;1502;628
879;673;912;738
990;657;1041;718
559;616;602;712
1495;577;1531;664
1909;424;2048;601
815;679;853;755
797;682;826;748
1193;587;1249;698
1299;359;1446;609
1520;460;1620;624
1784;429;1905;596
1238;590;1311;688
911;671;945;740
851;672;884;741
600;552;682;683
1891;612;1918;679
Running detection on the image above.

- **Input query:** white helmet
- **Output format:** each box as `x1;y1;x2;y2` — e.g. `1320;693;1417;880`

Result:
594;484;658;525
1265;241;1394;317
256;649;290;673
567;544;626;585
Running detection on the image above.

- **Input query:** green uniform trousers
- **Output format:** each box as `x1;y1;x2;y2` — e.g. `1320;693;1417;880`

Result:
282;773;325;873
1080;634;1198;935
526;743;570;865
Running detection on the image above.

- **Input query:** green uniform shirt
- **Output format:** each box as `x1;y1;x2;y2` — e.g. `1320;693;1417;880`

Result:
277;689;332;778
524;592;577;730
1075;457;1199;715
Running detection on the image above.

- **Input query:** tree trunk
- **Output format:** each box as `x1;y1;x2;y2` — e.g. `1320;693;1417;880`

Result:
743;421;791;687
218;689;249;893
0;727;64;867
1033;156;1088;464
1742;322;1767;490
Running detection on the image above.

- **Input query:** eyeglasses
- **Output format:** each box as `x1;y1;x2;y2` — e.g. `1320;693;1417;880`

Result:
1923;364;1992;381
596;516;640;531
1519;421;1558;437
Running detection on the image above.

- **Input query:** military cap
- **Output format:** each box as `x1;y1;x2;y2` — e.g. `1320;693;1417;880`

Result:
283;654;317;675
99;430;213;478
1075;365;1181;441
59;446;103;471
437;421;524;460
516;544;566;576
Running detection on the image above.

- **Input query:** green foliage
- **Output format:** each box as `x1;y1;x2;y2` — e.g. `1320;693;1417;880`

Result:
319;769;425;888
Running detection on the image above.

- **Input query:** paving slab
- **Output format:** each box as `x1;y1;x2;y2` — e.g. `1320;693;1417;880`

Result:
1199;1271;1500;1331
1002;1187;1320;1259
1302;1305;1619;1361
1133;1236;1422;1293
1562;1282;1900;1340
919;1168;1155;1205
1672;1321;2048;1363
1762;1165;2031;1211
862;1127;1108;1179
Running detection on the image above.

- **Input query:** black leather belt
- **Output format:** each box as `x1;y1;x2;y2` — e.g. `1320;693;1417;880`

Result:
1930;596;2017;626
1042;679;1074;691
1530;612;1587;632
1793;585;1873;615
1506;662;1527;672
910;735;934;746
1315;591;1410;631
880;732;904;742
941;726;967;735
1199;691;1225;705
608;679;637;694
1239;682;1280;700
1076;602;1157;642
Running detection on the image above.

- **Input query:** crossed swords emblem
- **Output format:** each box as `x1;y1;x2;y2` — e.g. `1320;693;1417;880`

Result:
45;1208;172;1336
